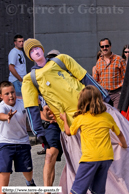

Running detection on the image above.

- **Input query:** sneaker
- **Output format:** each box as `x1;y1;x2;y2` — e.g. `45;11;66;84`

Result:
37;149;46;155
26;179;38;194
26;179;36;186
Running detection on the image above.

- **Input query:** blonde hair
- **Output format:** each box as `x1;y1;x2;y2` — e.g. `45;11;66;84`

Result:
73;85;106;117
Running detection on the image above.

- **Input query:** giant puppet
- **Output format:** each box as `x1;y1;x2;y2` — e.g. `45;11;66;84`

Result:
22;38;129;194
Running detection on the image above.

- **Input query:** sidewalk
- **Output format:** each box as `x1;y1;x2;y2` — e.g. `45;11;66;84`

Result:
8;132;66;192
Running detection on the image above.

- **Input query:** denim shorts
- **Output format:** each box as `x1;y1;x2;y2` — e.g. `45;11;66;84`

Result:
13;80;22;96
71;160;112;194
0;144;33;173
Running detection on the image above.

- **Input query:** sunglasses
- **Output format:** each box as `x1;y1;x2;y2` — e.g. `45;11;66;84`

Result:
124;51;129;53
100;45;110;49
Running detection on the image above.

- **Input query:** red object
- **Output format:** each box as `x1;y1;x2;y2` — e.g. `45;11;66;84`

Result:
42;143;45;148
121;107;129;121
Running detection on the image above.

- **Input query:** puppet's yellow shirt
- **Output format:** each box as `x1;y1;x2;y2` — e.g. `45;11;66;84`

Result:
22;54;86;131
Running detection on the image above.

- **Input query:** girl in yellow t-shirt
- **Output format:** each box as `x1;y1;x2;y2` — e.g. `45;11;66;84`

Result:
60;85;127;194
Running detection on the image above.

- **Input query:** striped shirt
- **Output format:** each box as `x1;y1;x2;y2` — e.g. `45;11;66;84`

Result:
93;53;126;91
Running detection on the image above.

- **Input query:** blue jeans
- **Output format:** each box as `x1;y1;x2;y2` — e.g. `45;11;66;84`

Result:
13;80;22;96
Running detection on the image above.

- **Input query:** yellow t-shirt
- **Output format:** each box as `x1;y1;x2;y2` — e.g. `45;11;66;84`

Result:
22;54;86;131
70;111;120;162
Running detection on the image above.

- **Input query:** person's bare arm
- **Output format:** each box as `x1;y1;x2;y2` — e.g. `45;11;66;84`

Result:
40;105;56;123
60;112;71;136
0;109;17;123
117;131;127;148
9;64;23;82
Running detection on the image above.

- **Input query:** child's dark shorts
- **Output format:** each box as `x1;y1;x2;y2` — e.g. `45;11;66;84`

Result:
71;160;112;194
0;143;33;173
45;123;63;160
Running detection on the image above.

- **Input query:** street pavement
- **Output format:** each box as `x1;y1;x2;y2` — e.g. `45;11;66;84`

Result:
8;132;66;193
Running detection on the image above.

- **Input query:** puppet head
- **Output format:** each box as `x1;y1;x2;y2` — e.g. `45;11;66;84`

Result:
24;38;44;61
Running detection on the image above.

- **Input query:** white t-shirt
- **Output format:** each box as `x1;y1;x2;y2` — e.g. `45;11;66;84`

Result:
8;47;27;82
0;99;30;144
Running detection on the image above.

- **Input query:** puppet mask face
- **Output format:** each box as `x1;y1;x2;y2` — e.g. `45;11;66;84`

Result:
30;47;44;62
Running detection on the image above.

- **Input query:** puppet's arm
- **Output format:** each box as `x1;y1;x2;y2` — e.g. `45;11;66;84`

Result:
59;54;112;105
80;73;112;105
21;74;48;144
26;106;48;144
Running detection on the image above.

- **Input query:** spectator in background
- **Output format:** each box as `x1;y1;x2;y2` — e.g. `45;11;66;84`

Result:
8;34;27;96
93;38;126;109
96;50;102;61
122;44;129;64
118;60;129;120
92;50;102;76
118;45;129;119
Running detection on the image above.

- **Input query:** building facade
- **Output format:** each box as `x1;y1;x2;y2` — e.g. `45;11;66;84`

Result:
0;0;129;81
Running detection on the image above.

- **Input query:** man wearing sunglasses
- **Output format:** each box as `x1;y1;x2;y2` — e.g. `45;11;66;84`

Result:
93;38;126;109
